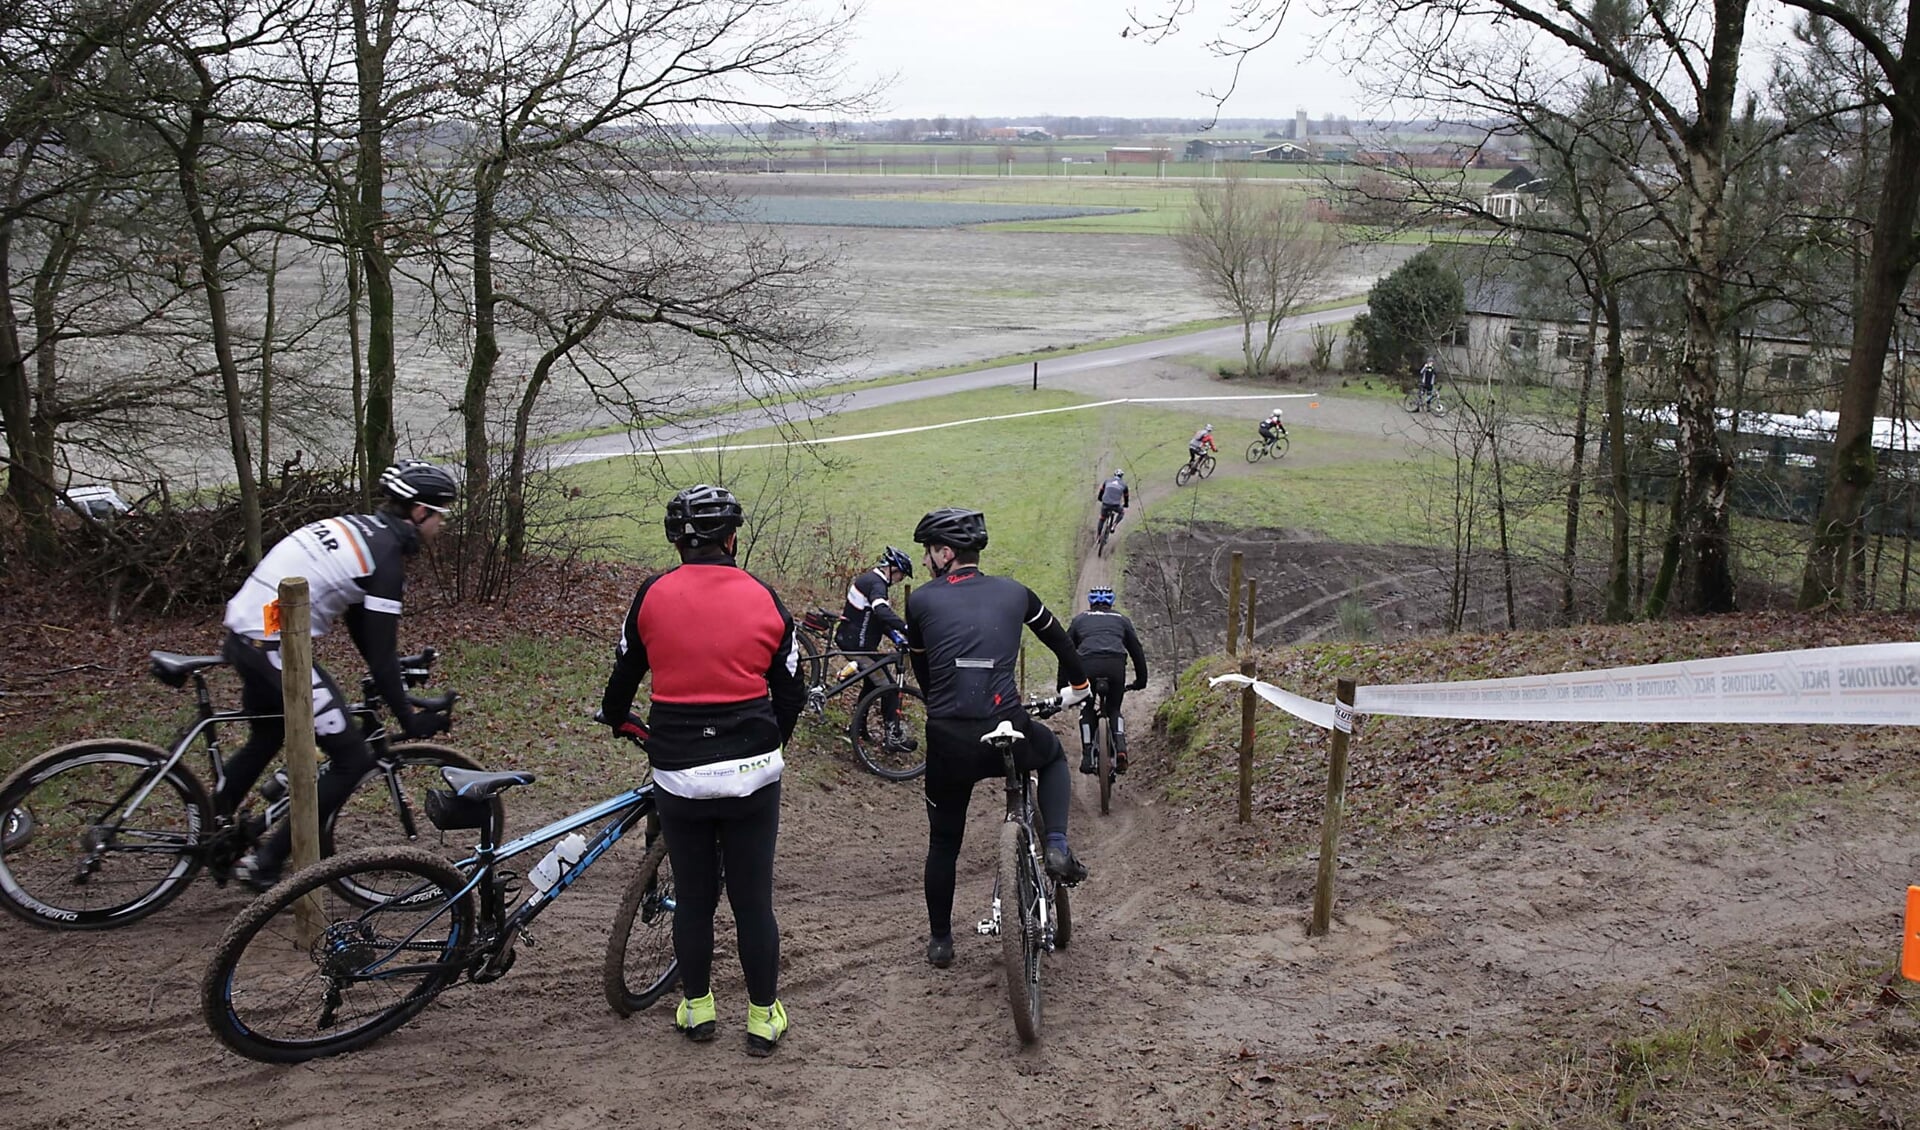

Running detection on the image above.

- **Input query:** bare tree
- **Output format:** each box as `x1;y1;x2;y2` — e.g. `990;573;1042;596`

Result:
1176;175;1340;377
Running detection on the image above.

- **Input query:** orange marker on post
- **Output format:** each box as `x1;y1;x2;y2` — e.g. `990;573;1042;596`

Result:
1905;887;1920;982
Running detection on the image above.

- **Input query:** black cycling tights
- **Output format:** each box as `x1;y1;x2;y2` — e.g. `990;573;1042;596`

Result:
655;781;782;1007
922;715;1070;939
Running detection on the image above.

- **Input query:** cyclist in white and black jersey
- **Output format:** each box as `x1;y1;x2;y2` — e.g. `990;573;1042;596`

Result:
905;507;1092;969
219;459;457;889
836;546;915;751
1095;470;1129;531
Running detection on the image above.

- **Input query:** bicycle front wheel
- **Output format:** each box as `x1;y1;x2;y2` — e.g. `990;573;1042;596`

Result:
604;833;680;1016
998;821;1043;1044
851;683;928;781
201;846;473;1064
1271;433;1290;459
1198;454;1217;479
324;742;499;907
0;740;211;929
1428;396;1448;417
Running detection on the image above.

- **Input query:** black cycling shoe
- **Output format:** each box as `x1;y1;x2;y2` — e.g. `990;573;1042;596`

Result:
1044;844;1088;885
234;854;282;893
926;934;954;968
1078;751;1097;775
1114;751;1128;776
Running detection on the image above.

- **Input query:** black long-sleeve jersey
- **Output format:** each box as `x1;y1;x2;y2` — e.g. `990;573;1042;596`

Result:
1067;609;1148;684
904;565;1087;720
835;567;908;651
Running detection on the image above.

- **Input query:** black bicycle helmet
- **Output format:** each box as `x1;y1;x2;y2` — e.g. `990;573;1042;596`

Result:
912;508;988;551
663;484;744;547
378;459;458;510
879;545;914;577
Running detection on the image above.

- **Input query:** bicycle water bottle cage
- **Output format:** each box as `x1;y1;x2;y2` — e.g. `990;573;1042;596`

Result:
980;720;1025;747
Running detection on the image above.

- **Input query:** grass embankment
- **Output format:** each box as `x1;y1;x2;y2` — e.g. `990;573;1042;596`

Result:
1155;609;1920;1125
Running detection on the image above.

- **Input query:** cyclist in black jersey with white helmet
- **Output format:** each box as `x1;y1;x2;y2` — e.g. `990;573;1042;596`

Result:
904;507;1092;968
219;459;458;889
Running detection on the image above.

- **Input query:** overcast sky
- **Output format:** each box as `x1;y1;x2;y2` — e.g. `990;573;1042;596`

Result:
844;0;1367;121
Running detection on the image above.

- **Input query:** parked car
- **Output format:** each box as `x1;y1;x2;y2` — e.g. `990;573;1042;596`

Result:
58;484;133;520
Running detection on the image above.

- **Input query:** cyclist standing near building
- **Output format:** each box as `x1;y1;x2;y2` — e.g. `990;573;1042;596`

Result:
905;507;1093;969
220;459;458;890
1066;588;1149;776
1419;360;1437;403
836;546;916;752
1095;470;1129;533
1187;424;1218;469
599;484;804;1056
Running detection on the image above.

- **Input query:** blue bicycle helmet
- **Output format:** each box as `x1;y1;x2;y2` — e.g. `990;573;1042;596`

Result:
1088;587;1115;607
879;545;914;577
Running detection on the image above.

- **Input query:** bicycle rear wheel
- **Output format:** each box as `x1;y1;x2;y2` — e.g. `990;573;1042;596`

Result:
851;683;928;781
0;740;211;929
1403;389;1423;413
998;820;1043;1044
323;743;499;907
1096;717;1114;817
604;834;680;1016
201;846;473;1064
1245;439;1267;463
1175;464;1195;487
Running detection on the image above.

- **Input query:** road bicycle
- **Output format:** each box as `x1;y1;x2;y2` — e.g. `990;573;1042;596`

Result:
1245;426;1290;463
201;753;680;1063
1403;386;1448;416
0;648;490;929
1175;451;1217;487
1094;507;1122;557
793;618;927;781
973;698;1075;1045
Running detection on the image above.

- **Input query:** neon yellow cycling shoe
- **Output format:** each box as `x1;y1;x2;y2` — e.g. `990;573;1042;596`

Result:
675;991;716;1042
745;999;788;1057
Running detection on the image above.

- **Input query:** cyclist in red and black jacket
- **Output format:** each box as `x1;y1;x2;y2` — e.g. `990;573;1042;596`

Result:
904;507;1092;970
599;484;803;1056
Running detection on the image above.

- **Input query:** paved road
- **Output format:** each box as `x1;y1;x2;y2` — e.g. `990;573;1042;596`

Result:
544;302;1365;466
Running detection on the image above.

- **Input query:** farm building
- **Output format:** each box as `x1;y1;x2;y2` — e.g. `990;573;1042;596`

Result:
1184;139;1261;161
1107;146;1172;164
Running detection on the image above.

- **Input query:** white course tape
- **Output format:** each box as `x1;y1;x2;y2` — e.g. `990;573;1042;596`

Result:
1214;642;1920;730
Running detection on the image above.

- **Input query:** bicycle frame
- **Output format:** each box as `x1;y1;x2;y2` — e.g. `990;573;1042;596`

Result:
975;730;1056;944
805;648;908;709
359;785;658;980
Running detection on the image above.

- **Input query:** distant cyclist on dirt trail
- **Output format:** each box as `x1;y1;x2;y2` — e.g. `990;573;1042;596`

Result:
1096;470;1129;529
905;507;1093;969
836;546;917;753
599;484;804;1056
221;458;458;891
1259;408;1286;444
1066;588;1148;778
1187;424;1217;468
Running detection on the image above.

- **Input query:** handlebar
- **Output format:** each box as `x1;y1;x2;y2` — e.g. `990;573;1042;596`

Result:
592;708;650;745
1025;696;1064;719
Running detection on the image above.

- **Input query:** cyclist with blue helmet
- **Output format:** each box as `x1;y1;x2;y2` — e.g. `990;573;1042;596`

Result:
1066;587;1148;777
836;546;916;753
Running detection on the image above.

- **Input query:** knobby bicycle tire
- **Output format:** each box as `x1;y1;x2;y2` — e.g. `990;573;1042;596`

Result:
1198;454;1217;479
603;835;681;1016
1245;439;1268;464
1053;874;1071;951
202;845;474;1063
850;683;928;781
0;739;211;929
323;742;500;907
1096;716;1114;817
1175;464;1195;487
998;820;1043;1044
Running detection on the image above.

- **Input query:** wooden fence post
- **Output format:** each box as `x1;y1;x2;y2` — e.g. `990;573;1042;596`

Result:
1032;361;1039;390
1225;551;1243;656
277;577;323;943
1237;655;1255;824
1244;578;1258;651
1309;678;1357;937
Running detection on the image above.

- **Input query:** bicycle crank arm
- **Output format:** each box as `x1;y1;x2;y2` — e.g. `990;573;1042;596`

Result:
976;895;1002;936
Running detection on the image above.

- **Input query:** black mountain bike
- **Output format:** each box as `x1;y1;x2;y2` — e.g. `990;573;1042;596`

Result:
973;699;1074;1045
794;626;926;782
1095;507;1122;556
1175;451;1217;487
202;754;679;1063
0;648;488;929
1083;678;1121;816
1245;425;1290;463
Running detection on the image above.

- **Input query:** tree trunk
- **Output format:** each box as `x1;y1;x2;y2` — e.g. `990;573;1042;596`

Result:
1603;290;1632;623
1798;113;1920;609
354;0;398;474
258;235;281;487
462;164;502;519
1562;304;1599;623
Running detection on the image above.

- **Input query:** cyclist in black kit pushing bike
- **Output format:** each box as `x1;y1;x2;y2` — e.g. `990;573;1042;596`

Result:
905;508;1092;971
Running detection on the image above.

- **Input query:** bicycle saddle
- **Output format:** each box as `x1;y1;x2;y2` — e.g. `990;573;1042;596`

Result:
439;766;536;798
979;720;1025;746
149;651;225;687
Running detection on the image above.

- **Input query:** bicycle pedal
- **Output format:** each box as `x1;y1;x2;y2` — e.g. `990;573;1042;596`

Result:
976;918;998;936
